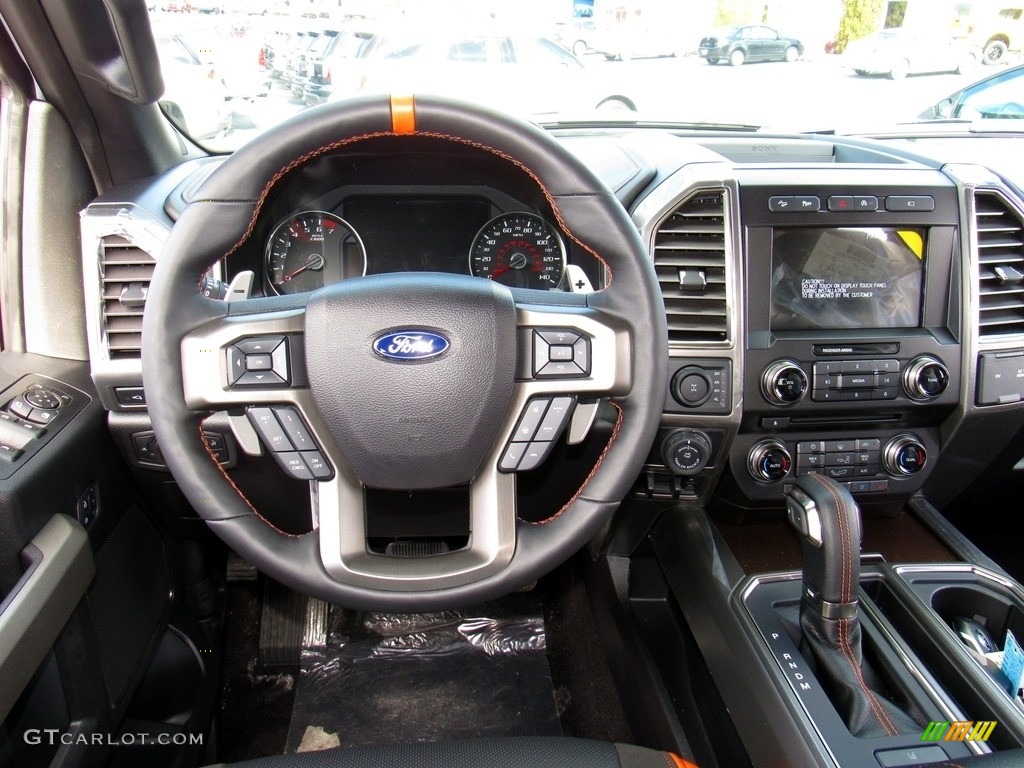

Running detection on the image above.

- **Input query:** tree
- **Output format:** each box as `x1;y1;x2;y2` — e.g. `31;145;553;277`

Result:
834;0;884;53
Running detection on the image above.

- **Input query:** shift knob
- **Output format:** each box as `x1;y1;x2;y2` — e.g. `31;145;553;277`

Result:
786;473;862;619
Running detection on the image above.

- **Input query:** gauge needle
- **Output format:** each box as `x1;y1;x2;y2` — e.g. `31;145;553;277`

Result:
491;264;510;279
279;254;324;283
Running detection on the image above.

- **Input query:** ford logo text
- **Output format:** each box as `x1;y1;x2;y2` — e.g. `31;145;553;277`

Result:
373;331;450;361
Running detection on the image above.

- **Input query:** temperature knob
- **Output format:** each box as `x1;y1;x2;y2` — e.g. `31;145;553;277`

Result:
748;440;793;483
902;356;949;401
761;361;808;406
883;435;927;476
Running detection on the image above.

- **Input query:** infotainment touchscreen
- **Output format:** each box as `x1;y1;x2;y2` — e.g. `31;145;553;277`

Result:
770;228;925;331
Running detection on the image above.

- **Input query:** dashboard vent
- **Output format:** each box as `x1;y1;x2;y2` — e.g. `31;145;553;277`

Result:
975;192;1024;338
100;236;155;359
652;191;728;343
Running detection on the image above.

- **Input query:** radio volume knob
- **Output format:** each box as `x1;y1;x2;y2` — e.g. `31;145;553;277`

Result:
748;440;792;483
761;360;808;406
883;434;927;476
902;356;949;401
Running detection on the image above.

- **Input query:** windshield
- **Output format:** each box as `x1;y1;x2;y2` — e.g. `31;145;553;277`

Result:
145;0;1022;150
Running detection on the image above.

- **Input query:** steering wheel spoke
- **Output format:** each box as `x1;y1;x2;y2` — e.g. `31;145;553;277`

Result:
181;305;307;411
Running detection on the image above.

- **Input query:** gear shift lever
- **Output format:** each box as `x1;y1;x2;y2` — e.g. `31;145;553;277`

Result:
786;473;916;737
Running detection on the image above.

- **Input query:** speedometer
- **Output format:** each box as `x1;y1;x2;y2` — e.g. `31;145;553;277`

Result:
468;213;566;289
265;211;366;295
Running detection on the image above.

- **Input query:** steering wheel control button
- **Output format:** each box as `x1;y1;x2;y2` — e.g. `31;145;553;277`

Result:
247;408;293;452
24;389;62;410
277;452;314;481
245;354;274;371
513;398;551;441
228;337;290;388
499;442;528;471
301;451;332;480
272;407;316;451
532;329;590;378
535;397;575;442
518;442;554;472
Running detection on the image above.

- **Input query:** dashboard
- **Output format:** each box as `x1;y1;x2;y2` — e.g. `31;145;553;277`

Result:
80;127;1024;516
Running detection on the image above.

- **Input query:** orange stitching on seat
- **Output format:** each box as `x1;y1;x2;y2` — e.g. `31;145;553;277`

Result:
664;753;700;768
525;401;623;526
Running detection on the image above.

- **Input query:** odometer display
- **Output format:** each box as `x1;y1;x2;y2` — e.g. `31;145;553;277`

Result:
469;213;566;289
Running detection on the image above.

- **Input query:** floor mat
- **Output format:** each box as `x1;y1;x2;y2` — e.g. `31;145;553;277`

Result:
285;598;561;751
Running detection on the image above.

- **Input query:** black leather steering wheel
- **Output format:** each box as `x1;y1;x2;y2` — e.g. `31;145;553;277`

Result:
142;94;666;610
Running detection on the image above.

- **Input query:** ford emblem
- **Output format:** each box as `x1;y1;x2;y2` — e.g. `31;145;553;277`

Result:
373;330;450;361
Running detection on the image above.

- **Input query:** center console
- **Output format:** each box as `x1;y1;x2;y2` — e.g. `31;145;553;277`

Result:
730;172;962;506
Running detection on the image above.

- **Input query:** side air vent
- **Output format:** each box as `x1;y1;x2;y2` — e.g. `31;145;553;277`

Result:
976;192;1024;338
100;236;155;359
652;191;728;344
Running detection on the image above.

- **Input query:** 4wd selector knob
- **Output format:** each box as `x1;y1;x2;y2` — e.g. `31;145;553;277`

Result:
748;440;793;483
661;429;712;475
761;360;808;406
883;434;927;476
902;356;949;401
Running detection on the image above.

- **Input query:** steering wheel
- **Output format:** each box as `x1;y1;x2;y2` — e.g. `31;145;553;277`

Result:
142;94;667;610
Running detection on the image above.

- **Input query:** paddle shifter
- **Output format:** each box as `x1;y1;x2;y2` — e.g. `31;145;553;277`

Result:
786;474;916;737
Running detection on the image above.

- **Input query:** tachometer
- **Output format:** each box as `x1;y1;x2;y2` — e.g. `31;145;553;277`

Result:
469;213;566;289
265;211;366;295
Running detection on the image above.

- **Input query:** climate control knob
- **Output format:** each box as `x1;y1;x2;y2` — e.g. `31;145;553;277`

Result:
902;356;950;401
883;435;928;476
748;440;793;483
761;360;808;406
661;430;712;475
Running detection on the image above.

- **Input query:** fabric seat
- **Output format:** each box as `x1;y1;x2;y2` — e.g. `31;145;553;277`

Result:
208;736;698;768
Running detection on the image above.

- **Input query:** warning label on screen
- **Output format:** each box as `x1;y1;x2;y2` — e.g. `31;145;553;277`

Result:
801;278;889;300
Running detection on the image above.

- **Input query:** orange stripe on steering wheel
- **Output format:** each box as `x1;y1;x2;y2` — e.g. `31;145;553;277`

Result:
390;94;416;134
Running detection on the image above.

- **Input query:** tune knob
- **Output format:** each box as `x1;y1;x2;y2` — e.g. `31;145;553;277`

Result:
902;356;949;401
883;434;928;476
761;360;808;406
748;440;793;483
661;430;712;475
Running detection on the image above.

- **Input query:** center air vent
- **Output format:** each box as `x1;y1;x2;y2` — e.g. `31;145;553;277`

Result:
652;190;728;344
100;236;155;359
975;192;1024;338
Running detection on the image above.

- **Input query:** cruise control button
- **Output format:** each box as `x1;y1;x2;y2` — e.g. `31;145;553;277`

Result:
273;407;316;451
276;452;313;481
499;442;527;472
513;399;550;441
534;397;575;442
236;337;283;355
247;408;293;452
301;451;333;479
